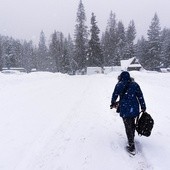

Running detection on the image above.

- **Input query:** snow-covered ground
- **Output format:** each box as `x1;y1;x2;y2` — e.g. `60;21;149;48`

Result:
0;71;170;170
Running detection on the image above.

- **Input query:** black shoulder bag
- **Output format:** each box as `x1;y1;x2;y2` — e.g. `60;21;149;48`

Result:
136;111;154;137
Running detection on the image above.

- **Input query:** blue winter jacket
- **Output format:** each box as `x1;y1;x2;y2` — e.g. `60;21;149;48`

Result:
111;72;146;118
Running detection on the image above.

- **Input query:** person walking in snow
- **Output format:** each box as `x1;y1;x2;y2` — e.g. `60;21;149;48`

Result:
110;71;146;154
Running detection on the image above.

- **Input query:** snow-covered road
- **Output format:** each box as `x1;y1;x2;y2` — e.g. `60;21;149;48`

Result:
0;71;169;170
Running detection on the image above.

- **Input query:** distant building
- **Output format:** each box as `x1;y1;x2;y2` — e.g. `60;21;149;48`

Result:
1;67;27;74
86;67;102;75
86;66;121;75
153;67;170;73
121;57;142;71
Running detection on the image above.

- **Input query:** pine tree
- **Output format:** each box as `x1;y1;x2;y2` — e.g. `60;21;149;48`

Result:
67;34;76;74
2;38;16;69
37;31;48;71
61;37;76;74
123;20;136;60
101;30;110;66
88;13;103;67
22;40;36;72
147;13;161;70
74;0;88;74
49;31;58;72
106;11;118;66
13;40;23;68
49;31;64;72
115;21;126;64
160;28;170;67
136;36;149;69
0;36;3;71
2;38;22;69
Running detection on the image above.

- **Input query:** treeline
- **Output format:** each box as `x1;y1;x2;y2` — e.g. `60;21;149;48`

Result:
0;32;75;73
0;0;170;74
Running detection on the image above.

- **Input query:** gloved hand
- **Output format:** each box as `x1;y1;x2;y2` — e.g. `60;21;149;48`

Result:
110;102;119;109
110;104;114;109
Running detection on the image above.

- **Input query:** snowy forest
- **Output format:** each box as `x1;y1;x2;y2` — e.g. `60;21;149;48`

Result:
0;0;170;74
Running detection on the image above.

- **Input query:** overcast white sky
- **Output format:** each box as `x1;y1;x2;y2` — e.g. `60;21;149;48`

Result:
0;0;170;44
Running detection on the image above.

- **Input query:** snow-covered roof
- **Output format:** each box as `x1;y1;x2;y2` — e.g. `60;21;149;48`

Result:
121;57;142;71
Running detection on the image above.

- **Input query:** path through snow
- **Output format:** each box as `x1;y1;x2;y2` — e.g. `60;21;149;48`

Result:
0;72;169;170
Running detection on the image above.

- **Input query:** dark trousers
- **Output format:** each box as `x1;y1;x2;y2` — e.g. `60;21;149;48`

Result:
122;117;136;146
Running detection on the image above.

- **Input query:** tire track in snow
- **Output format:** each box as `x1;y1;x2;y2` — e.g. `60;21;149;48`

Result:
16;76;93;170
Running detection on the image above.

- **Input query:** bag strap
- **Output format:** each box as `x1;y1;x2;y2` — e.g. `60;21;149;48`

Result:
119;81;131;100
136;111;144;125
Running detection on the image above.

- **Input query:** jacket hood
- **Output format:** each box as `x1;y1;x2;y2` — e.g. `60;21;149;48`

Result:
118;71;131;82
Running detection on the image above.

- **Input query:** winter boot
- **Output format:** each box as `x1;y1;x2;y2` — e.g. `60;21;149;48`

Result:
126;143;136;155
